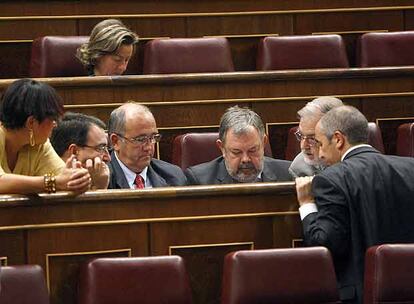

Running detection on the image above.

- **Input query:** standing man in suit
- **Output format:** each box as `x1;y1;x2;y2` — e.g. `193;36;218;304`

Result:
289;96;343;178
108;102;187;189
296;106;414;304
185;106;292;185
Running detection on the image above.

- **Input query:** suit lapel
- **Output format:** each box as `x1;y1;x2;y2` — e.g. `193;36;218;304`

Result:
217;158;234;184
261;158;278;182
147;163;168;187
109;153;130;189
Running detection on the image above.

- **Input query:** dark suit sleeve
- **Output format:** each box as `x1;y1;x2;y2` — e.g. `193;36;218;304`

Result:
302;174;351;258
184;167;200;185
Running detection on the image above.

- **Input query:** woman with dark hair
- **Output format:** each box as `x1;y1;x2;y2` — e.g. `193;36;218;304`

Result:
0;79;91;194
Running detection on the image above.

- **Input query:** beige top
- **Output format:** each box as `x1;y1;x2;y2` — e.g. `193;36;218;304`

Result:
0;127;65;176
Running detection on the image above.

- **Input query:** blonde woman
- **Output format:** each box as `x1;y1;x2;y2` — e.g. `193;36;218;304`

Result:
77;19;139;76
0;79;91;194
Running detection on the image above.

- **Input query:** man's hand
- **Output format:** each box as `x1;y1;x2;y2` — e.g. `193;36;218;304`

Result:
85;157;110;190
56;155;91;194
295;176;315;206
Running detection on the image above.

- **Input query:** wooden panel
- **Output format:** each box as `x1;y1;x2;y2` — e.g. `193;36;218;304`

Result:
405;11;414;30
187;14;293;37
0;42;30;79
295;10;404;34
0;19;77;40
4;1;414;16
171;242;253;304
0;230;25;265
46;248;132;304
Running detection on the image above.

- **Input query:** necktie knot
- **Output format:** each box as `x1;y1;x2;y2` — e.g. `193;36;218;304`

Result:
134;174;145;189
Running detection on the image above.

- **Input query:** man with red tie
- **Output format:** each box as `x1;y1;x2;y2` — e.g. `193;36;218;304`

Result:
107;102;187;189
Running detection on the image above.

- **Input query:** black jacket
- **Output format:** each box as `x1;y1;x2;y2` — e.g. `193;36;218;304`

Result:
302;146;414;303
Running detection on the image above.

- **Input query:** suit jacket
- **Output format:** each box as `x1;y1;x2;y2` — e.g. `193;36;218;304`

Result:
302;146;414;304
288;151;324;178
185;156;292;185
108;152;187;189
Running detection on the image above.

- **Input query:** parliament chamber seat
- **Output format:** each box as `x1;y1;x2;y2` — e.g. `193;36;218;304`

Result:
0;265;49;304
396;123;414;157
358;31;414;67
78;256;193;304
29;36;89;77
142;37;234;74
171;132;273;170
256;34;349;70
364;244;414;304
284;122;385;161
221;247;340;304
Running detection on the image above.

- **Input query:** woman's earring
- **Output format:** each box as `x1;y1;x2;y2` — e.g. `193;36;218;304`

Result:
29;128;35;147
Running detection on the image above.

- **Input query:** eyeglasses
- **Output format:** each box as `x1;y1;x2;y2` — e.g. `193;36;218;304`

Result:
116;133;162;145
294;130;319;146
81;144;110;154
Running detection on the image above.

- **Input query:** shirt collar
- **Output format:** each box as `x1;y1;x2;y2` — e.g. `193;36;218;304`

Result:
341;144;372;161
114;152;149;188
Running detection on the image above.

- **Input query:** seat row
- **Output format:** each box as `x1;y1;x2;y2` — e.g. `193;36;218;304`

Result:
2;244;414;304
171;122;414;170
30;31;414;77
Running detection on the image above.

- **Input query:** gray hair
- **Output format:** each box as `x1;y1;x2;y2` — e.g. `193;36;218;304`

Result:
298;96;343;120
108;102;152;135
219;106;265;142
318;105;368;144
77;19;139;74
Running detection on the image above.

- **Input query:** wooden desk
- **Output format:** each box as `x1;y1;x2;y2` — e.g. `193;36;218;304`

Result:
0;183;300;304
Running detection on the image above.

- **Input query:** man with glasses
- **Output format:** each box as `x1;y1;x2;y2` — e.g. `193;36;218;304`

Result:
50;112;110;189
289;96;343;178
107;102;187;189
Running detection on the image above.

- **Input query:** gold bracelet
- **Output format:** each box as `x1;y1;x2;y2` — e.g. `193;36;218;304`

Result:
44;173;56;194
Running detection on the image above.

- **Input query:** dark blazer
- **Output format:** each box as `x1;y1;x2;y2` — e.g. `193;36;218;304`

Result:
108;152;187;189
302;146;414;304
185;156;292;185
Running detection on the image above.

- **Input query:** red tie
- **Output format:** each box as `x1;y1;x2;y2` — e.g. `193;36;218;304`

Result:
134;175;145;189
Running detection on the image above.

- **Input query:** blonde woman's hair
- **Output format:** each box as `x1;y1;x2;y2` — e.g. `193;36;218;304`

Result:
77;19;139;74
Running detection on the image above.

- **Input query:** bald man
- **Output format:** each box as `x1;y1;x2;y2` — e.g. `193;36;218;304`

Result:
107;102;187;189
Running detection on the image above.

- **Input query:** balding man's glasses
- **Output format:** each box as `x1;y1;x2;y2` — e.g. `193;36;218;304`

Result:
116;133;162;145
294;130;318;146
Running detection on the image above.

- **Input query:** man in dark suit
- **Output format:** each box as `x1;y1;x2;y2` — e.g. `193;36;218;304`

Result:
296;106;414;304
107;102;186;189
185;106;292;185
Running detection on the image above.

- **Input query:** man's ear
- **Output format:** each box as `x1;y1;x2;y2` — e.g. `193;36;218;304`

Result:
110;133;120;151
263;134;268;145
68;144;79;156
333;131;346;150
216;139;225;155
